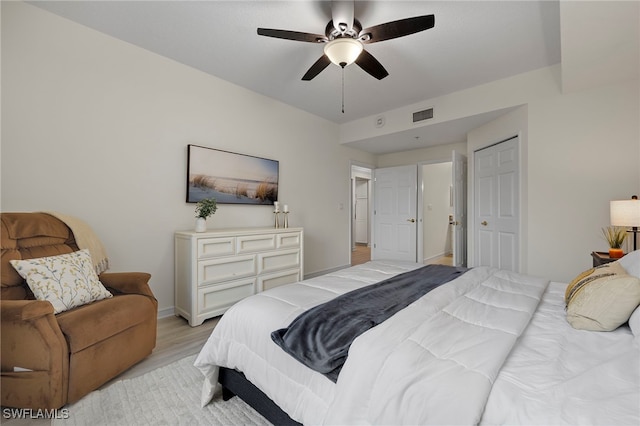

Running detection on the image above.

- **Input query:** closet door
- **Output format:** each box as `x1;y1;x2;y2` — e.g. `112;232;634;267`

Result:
474;137;519;271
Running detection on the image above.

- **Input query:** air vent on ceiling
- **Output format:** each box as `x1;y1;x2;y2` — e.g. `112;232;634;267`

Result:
412;108;434;123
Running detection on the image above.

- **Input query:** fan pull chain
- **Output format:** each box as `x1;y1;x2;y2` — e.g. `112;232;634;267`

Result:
341;67;345;114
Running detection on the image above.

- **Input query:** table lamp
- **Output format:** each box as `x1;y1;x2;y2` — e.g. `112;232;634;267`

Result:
610;195;640;252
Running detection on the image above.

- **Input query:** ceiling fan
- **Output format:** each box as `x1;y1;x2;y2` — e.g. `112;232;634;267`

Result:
257;1;435;81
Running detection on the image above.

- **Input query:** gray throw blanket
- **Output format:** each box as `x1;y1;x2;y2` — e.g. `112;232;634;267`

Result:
271;264;468;382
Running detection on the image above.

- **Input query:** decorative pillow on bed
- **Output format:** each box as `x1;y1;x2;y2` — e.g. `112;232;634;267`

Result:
618;249;640;279
565;262;640;331
10;249;112;314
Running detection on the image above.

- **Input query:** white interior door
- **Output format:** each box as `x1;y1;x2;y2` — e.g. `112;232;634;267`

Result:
452;151;467;267
474;137;519;271
372;165;418;262
354;178;369;244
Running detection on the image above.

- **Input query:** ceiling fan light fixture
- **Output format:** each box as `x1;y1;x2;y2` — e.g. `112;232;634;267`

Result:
324;38;363;67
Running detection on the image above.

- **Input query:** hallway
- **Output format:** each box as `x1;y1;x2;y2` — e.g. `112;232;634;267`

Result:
351;245;453;266
351;244;371;266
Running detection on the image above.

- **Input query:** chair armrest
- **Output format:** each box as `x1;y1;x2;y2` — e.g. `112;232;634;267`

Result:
1;299;69;409
99;272;155;300
1;299;54;321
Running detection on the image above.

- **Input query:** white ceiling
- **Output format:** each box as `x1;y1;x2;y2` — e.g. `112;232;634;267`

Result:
29;0;561;154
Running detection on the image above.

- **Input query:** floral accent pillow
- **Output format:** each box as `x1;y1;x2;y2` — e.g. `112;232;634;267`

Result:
10;249;112;314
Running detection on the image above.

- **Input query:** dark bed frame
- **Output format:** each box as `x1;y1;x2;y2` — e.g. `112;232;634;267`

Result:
219;367;302;425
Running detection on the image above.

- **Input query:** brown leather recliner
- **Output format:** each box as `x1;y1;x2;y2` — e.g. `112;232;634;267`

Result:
1;212;157;409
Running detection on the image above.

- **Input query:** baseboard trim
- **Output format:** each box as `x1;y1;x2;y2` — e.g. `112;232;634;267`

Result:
157;306;175;319
423;252;446;263
304;264;351;280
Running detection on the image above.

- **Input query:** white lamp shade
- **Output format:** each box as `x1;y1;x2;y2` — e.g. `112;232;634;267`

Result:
324;38;363;67
610;199;640;226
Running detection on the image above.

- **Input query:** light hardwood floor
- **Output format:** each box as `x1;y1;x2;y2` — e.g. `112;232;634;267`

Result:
352;244;454;267
351;244;371;266
427;254;453;266
105;315;219;384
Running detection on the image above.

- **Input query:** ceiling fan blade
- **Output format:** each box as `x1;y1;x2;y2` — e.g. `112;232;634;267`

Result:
257;28;327;43
331;0;355;34
355;49;389;80
302;55;332;81
359;15;435;44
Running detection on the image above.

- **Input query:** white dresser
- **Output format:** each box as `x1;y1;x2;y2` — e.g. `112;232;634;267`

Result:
174;227;303;326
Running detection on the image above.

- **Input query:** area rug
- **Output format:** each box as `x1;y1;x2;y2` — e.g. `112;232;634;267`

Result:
53;355;271;425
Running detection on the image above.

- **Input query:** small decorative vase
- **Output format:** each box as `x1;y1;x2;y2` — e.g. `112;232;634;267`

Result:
195;217;207;233
609;248;624;259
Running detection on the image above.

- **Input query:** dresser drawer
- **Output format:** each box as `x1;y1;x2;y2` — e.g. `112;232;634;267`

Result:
237;234;276;254
198;237;236;259
258;269;301;292
198;254;256;286
198;278;255;315
258;249;300;274
277;232;302;249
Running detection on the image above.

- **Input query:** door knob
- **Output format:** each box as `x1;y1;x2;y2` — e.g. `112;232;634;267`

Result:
407;218;416;223
481;221;488;226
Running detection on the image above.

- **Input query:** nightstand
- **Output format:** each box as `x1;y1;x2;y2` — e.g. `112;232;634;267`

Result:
591;251;620;267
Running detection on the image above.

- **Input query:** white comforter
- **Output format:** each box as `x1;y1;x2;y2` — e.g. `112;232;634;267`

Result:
194;261;640;425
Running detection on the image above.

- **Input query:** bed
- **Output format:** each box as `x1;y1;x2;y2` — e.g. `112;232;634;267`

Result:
194;254;640;425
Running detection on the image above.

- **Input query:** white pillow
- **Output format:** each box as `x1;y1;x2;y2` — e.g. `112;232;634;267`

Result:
10;249;112;314
629;306;640;338
618;249;640;279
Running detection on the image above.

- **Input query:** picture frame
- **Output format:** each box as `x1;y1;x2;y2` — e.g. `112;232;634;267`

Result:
186;144;279;205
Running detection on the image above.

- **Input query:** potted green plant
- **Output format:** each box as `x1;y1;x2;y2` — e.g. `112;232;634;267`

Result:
602;226;627;258
195;198;217;232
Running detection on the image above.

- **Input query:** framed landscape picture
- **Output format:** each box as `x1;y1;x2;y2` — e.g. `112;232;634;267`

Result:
186;144;279;205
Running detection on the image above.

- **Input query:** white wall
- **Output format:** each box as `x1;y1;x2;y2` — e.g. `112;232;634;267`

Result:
560;1;639;94
526;79;639;280
377;142;467;168
1;2;375;314
468;79;640;282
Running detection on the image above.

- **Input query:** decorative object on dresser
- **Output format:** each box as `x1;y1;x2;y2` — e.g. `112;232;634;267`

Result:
273;201;281;228
283;203;290;228
601;225;627;258
174;227;303;326
272;202;290;229
194;197;217;232
611;195;640;251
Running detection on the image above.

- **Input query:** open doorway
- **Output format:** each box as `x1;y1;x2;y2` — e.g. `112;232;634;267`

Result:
421;162;453;266
351;164;373;266
351;154;466;267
